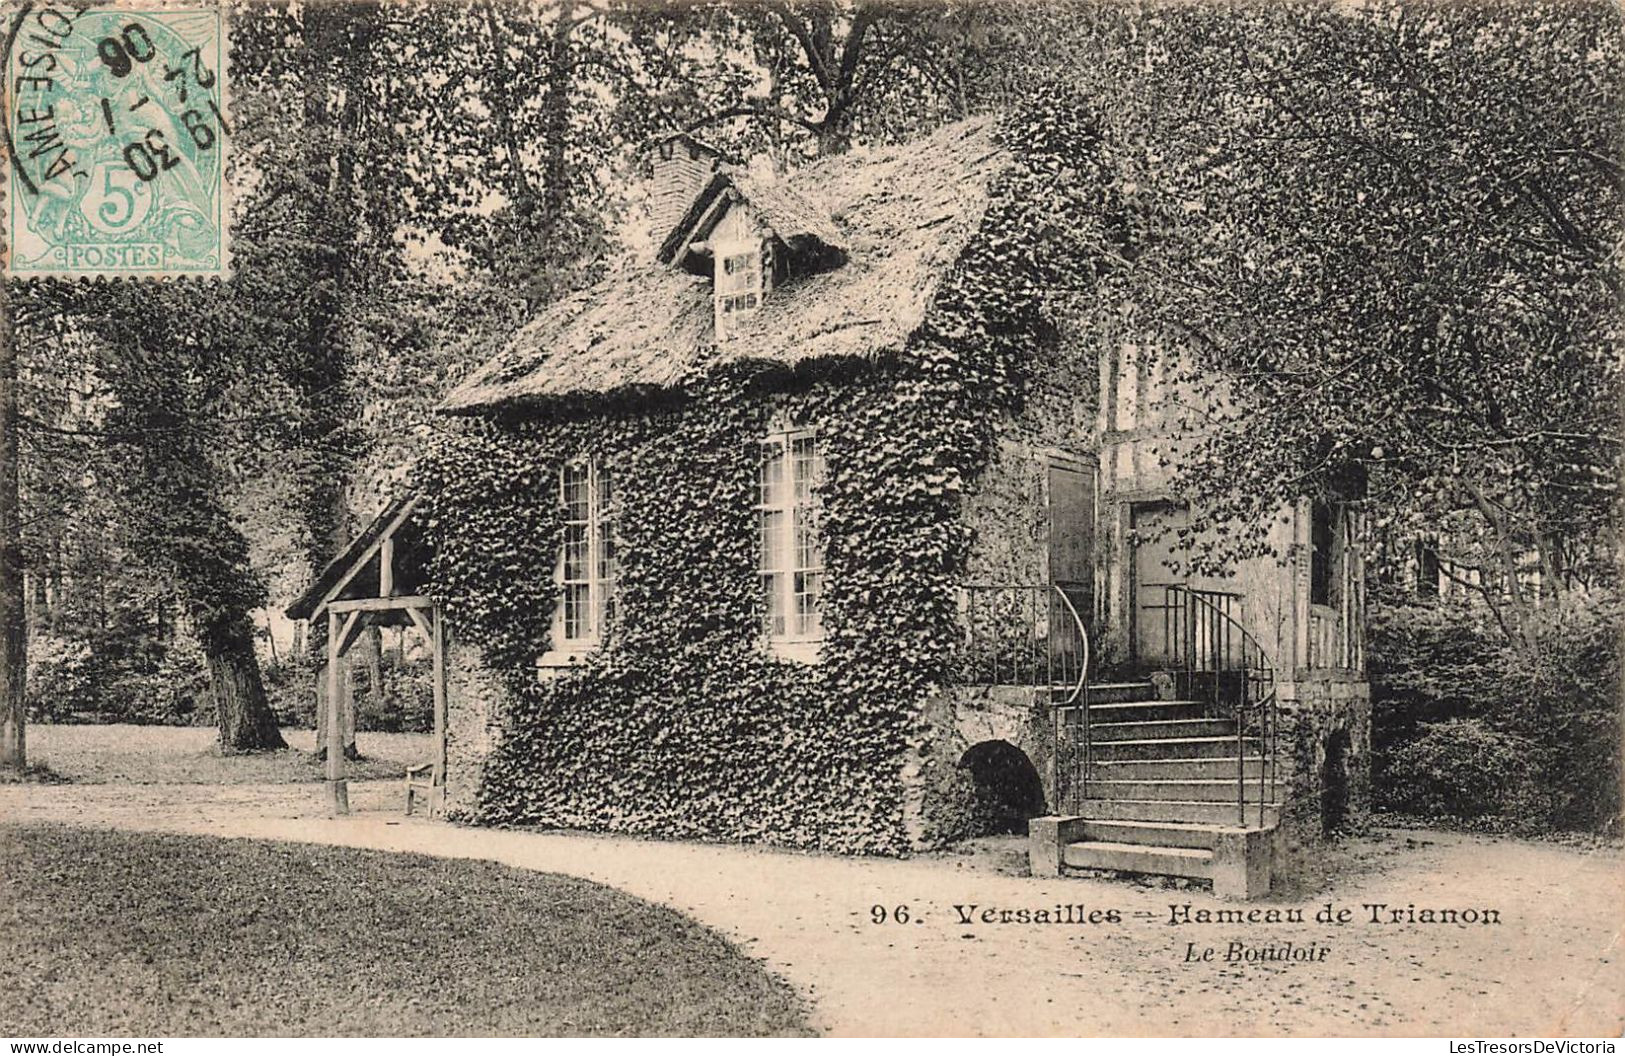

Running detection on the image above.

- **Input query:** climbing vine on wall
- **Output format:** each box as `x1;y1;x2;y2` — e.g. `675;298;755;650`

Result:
412;97;1125;854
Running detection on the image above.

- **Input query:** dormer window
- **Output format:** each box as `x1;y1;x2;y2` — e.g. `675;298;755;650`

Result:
715;239;765;334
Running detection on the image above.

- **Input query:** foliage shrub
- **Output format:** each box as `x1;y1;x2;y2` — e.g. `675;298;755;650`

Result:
1382;719;1541;824
264;649;435;733
370;654;435;733
25;637;98;722
26;631;211;725
1370;590;1621;834
262;653;315;726
123;632;212;725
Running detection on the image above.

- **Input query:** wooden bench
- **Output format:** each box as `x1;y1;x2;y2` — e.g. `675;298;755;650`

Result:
404;763;437;816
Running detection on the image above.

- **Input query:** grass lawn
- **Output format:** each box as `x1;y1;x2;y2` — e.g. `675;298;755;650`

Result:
0;824;812;1037
23;724;432;784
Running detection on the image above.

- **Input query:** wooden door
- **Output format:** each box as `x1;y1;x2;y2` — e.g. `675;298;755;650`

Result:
1048;461;1095;594
1047;459;1096;673
1131;501;1189;668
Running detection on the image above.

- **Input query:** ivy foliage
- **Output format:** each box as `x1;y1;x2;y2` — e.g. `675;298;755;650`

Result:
413;99;1123;853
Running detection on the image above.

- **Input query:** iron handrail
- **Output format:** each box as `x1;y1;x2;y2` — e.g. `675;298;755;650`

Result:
1164;584;1280;828
958;582;1090;691
1051;583;1092;810
1050;582;1090;708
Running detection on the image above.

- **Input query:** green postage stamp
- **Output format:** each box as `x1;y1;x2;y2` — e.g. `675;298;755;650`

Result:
5;2;228;278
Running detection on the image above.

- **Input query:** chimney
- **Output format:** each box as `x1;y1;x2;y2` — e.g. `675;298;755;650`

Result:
647;133;726;248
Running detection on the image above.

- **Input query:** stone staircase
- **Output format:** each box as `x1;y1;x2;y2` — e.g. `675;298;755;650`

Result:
1031;679;1281;899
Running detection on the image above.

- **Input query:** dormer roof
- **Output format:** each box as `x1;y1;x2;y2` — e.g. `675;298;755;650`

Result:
657;166;847;268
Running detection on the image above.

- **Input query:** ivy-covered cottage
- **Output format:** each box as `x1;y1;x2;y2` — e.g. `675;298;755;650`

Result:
293;115;1370;898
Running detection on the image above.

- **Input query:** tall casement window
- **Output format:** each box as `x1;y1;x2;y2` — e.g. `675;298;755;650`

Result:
1310;499;1336;607
1414;538;1442;598
756;427;824;654
557;459;615;650
715;239;765;334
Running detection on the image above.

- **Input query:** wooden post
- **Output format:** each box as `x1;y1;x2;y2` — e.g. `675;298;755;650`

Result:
432;603;447;815
326;607;348;814
379;536;394;598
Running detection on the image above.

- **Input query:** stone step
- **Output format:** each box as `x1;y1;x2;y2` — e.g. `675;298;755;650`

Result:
1091;735;1258;761
1092;719;1238;742
1076;798;1282;826
1085;700;1208;723
1077;818;1239;850
1089;757;1266;781
1063;840;1213;879
1089;778;1281;803
1083;681;1158;704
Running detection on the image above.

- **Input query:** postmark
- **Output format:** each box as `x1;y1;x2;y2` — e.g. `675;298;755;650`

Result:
4;1;228;278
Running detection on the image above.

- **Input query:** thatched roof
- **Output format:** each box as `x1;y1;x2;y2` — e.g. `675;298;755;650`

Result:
440;117;1010;416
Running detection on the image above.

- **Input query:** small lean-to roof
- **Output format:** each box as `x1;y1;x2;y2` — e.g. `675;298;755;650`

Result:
440;116;1010;416
285;495;420;622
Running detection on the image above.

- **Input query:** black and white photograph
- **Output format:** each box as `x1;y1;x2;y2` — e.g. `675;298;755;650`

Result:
0;0;1620;1040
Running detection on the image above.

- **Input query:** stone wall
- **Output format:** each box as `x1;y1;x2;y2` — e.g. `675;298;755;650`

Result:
962;437;1050;589
442;635;512;819
903;683;1053;849
895;330;1096;850
1274;674;1372;844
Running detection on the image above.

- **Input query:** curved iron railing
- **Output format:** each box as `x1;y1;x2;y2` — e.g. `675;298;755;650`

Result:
958;581;1089;695
1161;585;1280;828
1050;582;1092;810
1050;582;1090;706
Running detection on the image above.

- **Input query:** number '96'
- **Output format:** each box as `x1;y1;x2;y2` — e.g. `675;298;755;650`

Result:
870;905;912;924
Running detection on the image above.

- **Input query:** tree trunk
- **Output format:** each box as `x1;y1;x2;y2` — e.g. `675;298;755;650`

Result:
25;571;44;631
482;0;535;218
206;616;286;752
298;2;373;619
539;0;575;243
1531;528;1567;607
298;2;361;569
1465;480;1539;656
0;280;23;770
361;623;383;707
45;536;60;635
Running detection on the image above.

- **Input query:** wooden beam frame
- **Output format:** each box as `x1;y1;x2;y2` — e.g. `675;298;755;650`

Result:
333;610;366;659
379;536;394;598
404;605;434;647
308;497;419;623
307;568;448;818
328;594;433;615
431;603;447;815
326;608;349;814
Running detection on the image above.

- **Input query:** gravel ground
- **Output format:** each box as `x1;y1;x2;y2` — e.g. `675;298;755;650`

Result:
1;781;1619;1037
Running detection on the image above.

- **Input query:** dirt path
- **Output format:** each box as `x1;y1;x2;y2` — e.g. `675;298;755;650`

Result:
2;782;1620;1037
